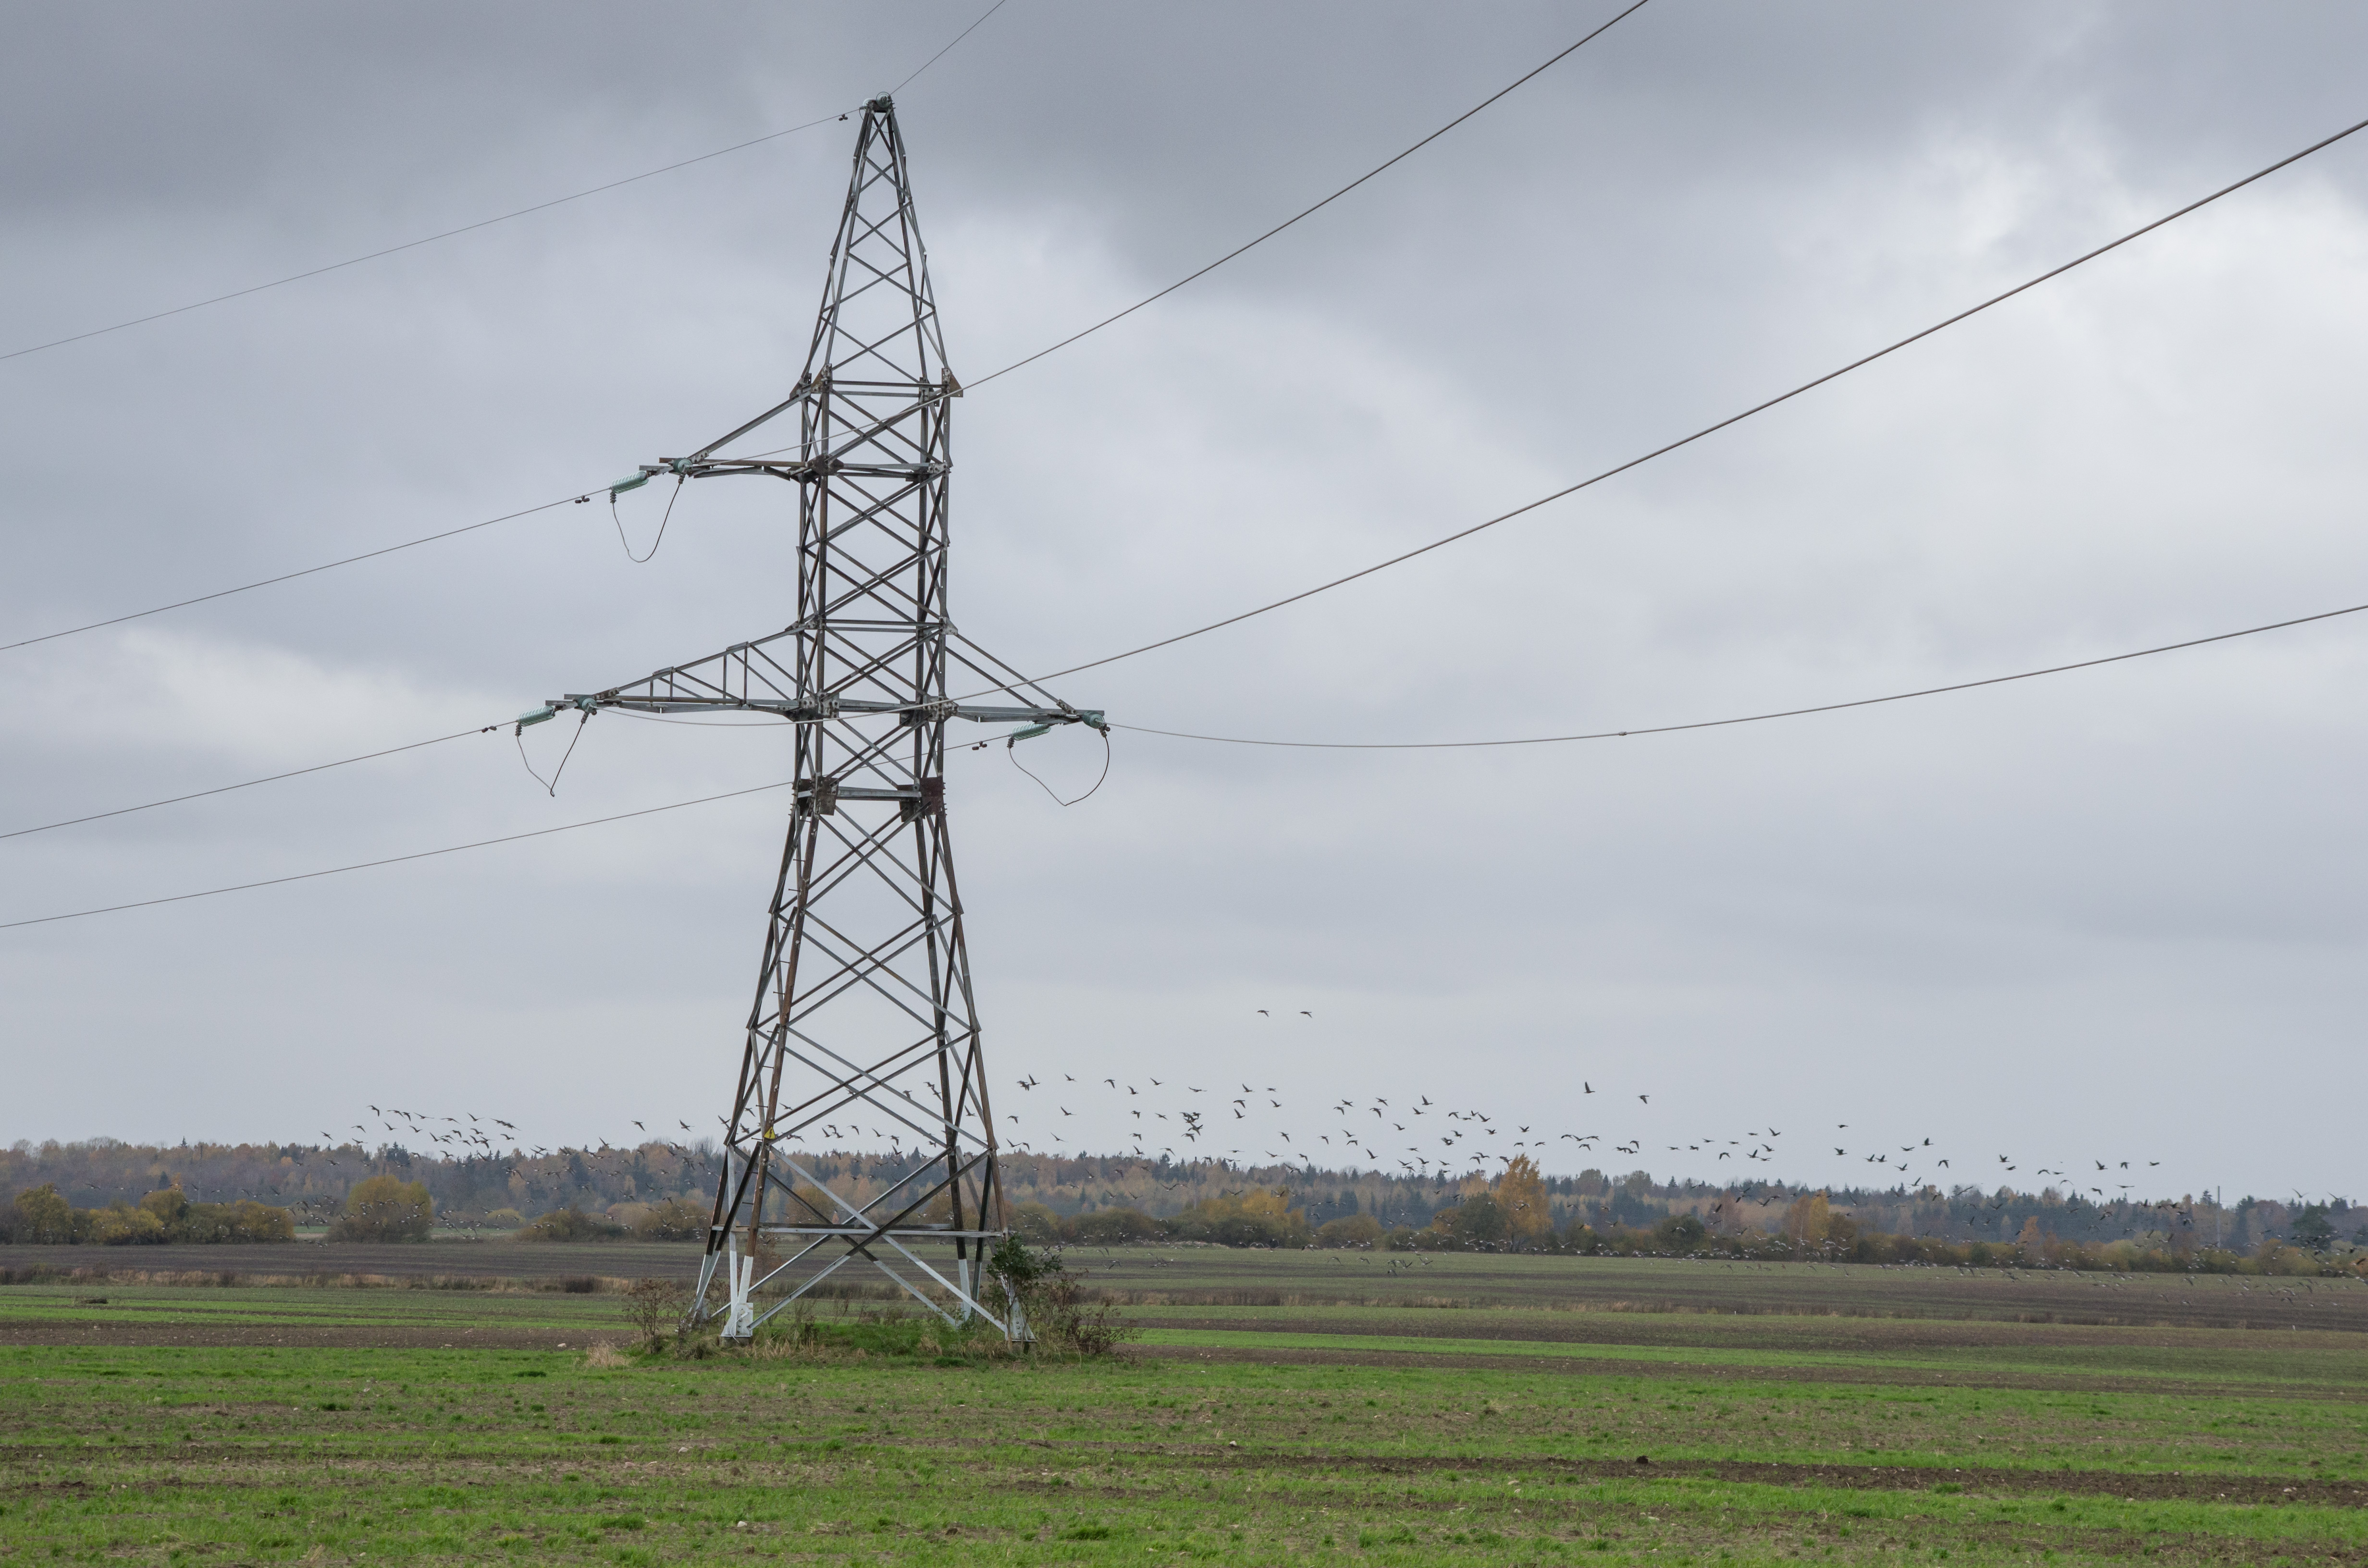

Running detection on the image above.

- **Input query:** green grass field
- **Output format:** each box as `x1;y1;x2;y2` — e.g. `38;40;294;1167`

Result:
2;1251;2363;1565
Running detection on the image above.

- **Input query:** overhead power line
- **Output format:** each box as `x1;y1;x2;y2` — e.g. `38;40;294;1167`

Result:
0;724;499;842
894;0;1013;94
0;0;1016;367
987;108;2368;694
17;589;2367;882
12;105;2361;674
1113;598;2368;749
0;779;790;932
968;0;1653;389
0;493;587;654
0;119;842;366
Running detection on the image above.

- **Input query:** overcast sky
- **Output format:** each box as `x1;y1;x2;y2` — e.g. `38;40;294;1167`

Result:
4;1;2365;1205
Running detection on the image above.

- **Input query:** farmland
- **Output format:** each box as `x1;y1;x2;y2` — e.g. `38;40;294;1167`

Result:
2;1249;2365;1564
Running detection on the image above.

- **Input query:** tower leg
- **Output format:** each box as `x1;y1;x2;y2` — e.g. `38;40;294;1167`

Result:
721;1237;756;1341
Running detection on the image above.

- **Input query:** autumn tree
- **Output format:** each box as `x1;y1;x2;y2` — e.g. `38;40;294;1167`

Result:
2290;1204;2336;1253
632;1197;709;1241
10;1184;79;1243
1316;1213;1383;1248
1167;1188;1309;1248
1496;1156;1552;1248
1783;1191;1831;1248
330;1176;433;1242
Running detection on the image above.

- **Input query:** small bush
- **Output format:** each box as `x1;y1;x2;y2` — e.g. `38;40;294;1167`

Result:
985;1236;1135;1357
518;1207;628;1242
1008;1202;1063;1244
1064;1207;1161;1245
632;1197;708;1242
619;1276;690;1350
329;1176;433;1243
1316;1213;1383;1249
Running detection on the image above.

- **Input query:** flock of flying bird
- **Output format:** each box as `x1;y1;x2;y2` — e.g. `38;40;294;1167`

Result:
147;1022;2214;1221
999;1011;2183;1212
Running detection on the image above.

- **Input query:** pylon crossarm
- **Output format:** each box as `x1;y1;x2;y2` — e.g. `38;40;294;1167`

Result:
668;362;950;471
551;686;1086;729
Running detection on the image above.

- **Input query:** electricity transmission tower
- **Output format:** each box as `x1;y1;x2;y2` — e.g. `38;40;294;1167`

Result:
526;96;1098;1339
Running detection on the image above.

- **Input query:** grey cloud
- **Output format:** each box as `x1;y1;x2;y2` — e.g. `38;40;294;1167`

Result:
3;2;2363;1201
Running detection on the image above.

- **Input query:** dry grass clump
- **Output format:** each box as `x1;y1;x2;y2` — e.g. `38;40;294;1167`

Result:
582;1343;629;1369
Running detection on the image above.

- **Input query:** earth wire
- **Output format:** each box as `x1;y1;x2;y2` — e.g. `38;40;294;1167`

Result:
975;108;2368;695
0;779;792;932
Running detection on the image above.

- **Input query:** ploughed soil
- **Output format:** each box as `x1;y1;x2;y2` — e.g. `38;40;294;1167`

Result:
0;1239;700;1283
1119;1341;2368;1396
1125;1308;2368;1352
7;1244;2365;1333
5;1312;2362;1401
1188;1450;2368;1508
1088;1256;2368;1335
0;1319;597;1350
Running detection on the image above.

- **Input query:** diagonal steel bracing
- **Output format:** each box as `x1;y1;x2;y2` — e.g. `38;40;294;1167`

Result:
533;97;1098;1340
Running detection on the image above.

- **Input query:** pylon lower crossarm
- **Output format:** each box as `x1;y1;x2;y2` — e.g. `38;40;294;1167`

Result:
542;690;1100;730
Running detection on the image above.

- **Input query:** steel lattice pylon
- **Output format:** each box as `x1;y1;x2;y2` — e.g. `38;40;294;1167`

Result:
534;96;1097;1340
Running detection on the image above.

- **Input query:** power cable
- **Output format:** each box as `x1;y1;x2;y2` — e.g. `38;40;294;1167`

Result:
0;725;500;842
611;475;685;563
966;0;1653;390
0;117;848;367
4;704;798;846
1009;726;1113;806
0;1;1017;368
1110;597;2368;749
973;108;2368;697
15;101;2360;687
894;0;1013;95
517;709;593;796
0;492;589;655
0;779;791;932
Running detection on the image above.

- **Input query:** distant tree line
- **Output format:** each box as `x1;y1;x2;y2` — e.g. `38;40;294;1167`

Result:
992;1159;2368;1279
0;1184;292;1245
7;1139;2350;1266
0;1176;443;1247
